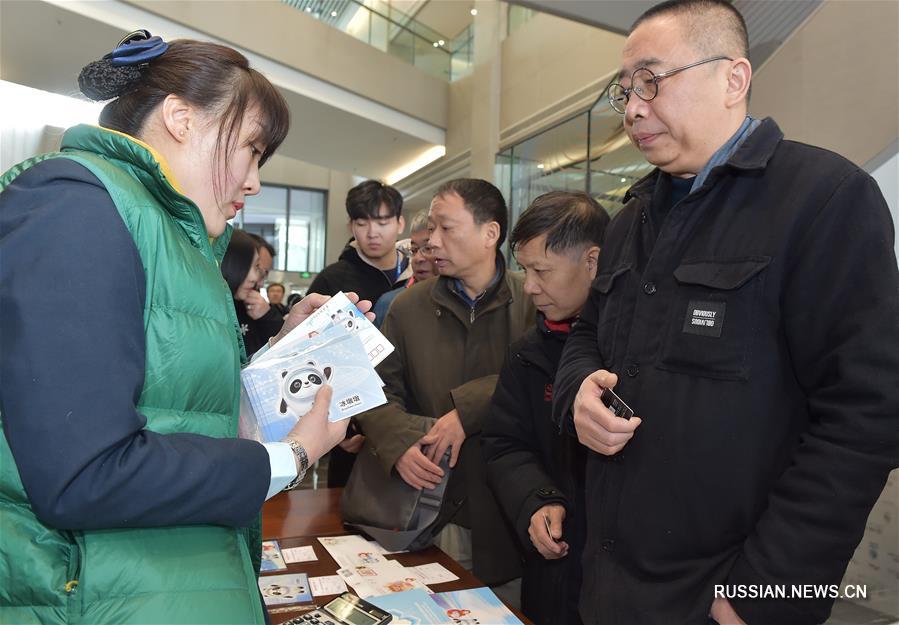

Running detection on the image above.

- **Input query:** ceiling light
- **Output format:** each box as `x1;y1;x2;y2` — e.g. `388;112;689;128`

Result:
386;145;447;185
470;8;478;16
620;177;627;182
331;10;338;16
438;39;445;46
305;6;312;11
537;164;545;169
432;42;439;47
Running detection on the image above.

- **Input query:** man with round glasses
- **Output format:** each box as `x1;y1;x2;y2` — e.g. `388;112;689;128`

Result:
553;1;899;624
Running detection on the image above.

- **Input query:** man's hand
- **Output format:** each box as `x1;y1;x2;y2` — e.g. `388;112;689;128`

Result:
395;438;445;490
424;409;466;468
338;434;365;454
271;291;376;346
529;504;569;560
573;370;642;455
244;290;271;320
710;598;747;625
284;386;348;465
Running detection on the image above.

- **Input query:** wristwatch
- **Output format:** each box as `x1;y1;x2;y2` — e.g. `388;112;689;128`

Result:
284;439;309;490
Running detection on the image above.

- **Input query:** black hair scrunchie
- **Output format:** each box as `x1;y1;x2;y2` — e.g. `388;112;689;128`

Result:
77;59;144;101
77;30;168;101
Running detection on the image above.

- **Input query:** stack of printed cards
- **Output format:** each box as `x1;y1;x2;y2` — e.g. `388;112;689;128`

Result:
315;535;457;600
240;292;391;442
317;536;418;598
336;560;431;599
258;573;312;606
317;535;389;569
263;291;394;367
260;540;287;572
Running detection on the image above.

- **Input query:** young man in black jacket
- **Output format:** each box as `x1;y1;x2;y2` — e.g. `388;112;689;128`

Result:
483;192;609;625
307;179;412;486
307;180;411;305
552;2;899;624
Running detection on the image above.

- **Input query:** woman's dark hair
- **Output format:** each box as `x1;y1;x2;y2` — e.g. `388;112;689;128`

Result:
510;191;610;255
221;229;258;297
286;293;303;309
434;179;508;248
346;180;403;221
247;232;276;257
79;38;290;189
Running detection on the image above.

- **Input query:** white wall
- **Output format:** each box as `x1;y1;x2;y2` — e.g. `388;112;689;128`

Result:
867;147;898;263
0;81;103;172
751;0;898;169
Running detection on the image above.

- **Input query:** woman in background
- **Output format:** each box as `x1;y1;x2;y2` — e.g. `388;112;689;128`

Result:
0;31;368;624
223;228;285;356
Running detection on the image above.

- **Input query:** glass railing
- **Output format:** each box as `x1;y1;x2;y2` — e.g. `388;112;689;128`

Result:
283;0;473;81
449;24;474;81
507;5;537;36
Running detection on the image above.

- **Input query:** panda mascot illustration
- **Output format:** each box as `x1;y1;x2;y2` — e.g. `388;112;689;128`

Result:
330;309;359;333
278;359;333;416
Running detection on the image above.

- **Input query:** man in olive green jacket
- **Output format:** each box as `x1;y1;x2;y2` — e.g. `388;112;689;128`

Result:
356;179;535;589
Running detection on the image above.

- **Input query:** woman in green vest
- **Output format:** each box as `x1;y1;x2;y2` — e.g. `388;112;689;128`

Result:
0;31;367;624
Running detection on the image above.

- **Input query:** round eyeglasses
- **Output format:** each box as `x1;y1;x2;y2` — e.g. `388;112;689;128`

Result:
410;243;435;258
608;55;733;114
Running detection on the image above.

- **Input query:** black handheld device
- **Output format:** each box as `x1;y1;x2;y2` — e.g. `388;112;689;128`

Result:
600;387;634;420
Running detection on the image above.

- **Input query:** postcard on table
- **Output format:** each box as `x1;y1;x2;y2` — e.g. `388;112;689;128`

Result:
368;589;454;625
408;563;459;585
309;575;348;597
430;587;523;625
258;573;313;606
282;545;318;564
337;560;430;599
260;540;287;572
318;534;388;569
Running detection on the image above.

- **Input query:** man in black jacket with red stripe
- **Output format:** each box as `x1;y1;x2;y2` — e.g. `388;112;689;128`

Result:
483;191;609;625
552;2;899;624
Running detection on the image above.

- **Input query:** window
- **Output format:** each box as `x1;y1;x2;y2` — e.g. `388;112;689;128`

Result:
286;188;327;273
232;183;327;273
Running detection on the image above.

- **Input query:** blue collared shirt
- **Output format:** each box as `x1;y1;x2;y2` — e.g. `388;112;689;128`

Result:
453;256;503;310
690;115;761;192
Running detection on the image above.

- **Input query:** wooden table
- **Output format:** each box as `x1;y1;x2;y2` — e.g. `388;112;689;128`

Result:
261;488;531;624
263;486;345;540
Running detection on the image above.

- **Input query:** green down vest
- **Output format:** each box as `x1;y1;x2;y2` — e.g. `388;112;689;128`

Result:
0;125;266;625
